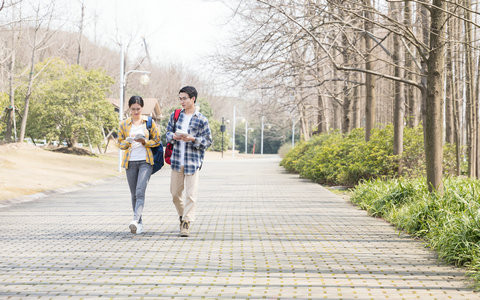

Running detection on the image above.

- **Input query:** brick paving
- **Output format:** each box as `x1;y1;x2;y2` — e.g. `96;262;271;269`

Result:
0;157;479;299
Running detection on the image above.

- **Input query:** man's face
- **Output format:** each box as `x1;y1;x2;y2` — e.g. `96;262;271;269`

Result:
179;92;195;110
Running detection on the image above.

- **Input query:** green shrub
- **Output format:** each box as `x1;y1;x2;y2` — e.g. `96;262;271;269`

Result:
280;140;310;173
351;177;480;287
277;143;292;158
280;124;464;186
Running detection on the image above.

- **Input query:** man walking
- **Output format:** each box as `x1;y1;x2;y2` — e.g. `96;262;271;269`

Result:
166;86;212;237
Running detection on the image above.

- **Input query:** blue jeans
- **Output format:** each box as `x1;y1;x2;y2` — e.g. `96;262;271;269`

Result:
126;161;152;224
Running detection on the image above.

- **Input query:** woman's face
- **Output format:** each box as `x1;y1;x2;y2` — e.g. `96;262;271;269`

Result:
129;103;142;118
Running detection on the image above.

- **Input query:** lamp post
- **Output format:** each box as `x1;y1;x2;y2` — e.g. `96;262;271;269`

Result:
118;43;151;172
244;120;254;154
292;118;295;148
232;105;236;158
245;120;248;154
261;116;264;155
221;117;226;158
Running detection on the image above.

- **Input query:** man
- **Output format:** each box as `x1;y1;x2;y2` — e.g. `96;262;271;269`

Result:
165;86;212;237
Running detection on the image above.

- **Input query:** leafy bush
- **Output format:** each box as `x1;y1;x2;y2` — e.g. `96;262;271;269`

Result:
280;139;310;173
351;177;480;287
277;143;292;158
280;125;464;186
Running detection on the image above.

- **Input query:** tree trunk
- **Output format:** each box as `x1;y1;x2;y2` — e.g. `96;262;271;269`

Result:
476;56;480;177
19;31;38;143
352;72;361;129
445;34;454;144
391;1;404;174
342;33;351;134
317;93;326;133
76;1;85;65
424;0;446;193
404;0;417;128
453;81;462;176
5;48;15;142
464;0;476;177
363;0;376;141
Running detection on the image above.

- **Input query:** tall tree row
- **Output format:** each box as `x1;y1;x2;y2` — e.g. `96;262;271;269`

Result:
219;0;480;193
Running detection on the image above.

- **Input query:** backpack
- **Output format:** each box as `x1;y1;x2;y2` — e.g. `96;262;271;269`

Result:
164;109;181;165
146;117;164;174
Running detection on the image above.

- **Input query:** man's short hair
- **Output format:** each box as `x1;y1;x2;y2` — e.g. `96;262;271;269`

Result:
179;86;198;103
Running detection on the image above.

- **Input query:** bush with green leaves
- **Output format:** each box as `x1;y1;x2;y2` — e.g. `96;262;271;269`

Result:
351;177;480;286
16;58;116;147
277;143;292;158
281;124;463;186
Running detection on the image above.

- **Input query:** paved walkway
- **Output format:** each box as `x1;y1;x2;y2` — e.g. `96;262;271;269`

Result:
0;157;479;299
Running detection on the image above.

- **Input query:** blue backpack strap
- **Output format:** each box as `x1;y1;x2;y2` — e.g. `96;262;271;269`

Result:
147;116;152;130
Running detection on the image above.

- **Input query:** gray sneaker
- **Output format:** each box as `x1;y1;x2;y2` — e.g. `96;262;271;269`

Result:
180;221;190;237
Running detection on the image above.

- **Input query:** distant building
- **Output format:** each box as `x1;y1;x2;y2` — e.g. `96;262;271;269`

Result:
107;98;162;122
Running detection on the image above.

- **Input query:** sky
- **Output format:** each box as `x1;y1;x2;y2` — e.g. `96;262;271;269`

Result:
82;0;233;67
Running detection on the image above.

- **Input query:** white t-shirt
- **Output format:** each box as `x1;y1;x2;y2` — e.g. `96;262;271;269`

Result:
178;113;193;166
129;123;147;161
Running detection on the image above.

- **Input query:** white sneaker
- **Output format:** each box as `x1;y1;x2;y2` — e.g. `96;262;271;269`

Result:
137;223;143;234
129;221;138;234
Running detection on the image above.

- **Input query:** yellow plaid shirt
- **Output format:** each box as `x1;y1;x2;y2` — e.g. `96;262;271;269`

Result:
118;117;161;169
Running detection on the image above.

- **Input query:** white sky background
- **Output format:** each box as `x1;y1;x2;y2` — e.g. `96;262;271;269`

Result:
54;0;236;89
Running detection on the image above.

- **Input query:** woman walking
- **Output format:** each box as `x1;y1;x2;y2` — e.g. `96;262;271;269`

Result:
118;96;161;234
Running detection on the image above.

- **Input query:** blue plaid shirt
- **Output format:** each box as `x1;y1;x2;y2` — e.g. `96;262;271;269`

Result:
166;109;212;175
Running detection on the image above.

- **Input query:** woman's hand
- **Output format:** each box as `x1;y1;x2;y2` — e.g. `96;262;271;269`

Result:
135;138;146;145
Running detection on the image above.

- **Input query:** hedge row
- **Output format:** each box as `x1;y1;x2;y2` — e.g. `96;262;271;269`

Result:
280;125;460;186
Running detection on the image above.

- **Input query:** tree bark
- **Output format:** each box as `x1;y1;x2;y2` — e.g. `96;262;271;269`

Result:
19;29;38;143
342;33;351;134
404;0;417;128
76;1;85;65
5;48;15;142
424;0;446;193
317;93;326;133
352;72;361;129
363;0;376;141
391;1;404;174
464;0;476;177
445;35;454;144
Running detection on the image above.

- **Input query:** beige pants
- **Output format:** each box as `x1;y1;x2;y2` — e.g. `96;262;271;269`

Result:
170;167;199;222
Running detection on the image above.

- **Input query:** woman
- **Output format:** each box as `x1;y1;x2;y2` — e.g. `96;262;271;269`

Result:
118;96;161;234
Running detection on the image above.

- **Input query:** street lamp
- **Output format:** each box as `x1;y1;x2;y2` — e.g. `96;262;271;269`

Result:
245;120;248;154
221;117;228;158
232;105;236;158
244;120;254;154
261;116;264;155
292;118;296;148
260;116;271;155
118;43;151;172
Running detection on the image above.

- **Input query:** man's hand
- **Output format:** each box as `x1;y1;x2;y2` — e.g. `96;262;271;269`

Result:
174;133;195;142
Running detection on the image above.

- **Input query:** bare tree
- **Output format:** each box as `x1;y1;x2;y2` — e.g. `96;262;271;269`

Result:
76;0;85;65
390;1;404;173
18;0;56;143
